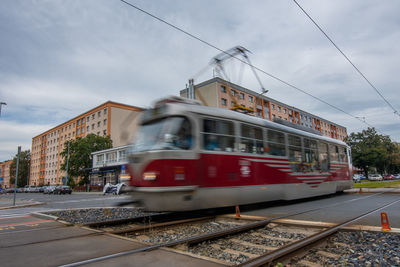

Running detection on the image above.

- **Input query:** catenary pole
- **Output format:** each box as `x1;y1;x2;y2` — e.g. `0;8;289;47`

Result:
13;146;21;206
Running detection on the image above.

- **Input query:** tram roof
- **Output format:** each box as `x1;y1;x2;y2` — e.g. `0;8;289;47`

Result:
164;100;348;147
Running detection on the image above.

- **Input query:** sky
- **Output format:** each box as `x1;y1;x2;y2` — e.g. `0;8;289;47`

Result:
1;0;400;161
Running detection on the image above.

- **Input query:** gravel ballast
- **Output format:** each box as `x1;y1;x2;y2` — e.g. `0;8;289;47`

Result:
44;207;152;224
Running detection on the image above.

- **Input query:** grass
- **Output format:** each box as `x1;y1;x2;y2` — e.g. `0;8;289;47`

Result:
353;180;400;188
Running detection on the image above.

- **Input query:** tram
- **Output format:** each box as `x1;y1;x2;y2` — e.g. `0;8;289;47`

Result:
126;97;352;211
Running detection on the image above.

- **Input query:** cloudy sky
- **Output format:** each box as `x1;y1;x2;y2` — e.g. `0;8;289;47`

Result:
1;0;399;161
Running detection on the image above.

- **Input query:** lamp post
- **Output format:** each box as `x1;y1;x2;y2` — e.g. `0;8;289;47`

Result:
0;102;6;117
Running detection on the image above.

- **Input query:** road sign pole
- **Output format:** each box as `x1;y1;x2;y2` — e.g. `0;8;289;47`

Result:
13;146;21;206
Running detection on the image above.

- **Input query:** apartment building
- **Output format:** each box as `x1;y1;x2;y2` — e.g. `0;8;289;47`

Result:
0;160;13;188
30;101;143;186
181;77;347;141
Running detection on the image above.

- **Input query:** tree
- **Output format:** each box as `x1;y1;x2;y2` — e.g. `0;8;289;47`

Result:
346;128;399;177
10;150;31;187
60;134;112;185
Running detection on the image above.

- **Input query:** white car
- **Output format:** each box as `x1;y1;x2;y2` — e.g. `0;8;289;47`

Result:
369;174;383;181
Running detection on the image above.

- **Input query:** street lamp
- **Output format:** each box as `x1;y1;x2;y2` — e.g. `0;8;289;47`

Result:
0;102;6;117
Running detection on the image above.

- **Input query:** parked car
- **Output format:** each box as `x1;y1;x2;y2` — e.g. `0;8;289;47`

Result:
54;185;72;195
369;174;383;181
38;186;45;193
384;174;395;180
5;188;15;193
44;186;56;194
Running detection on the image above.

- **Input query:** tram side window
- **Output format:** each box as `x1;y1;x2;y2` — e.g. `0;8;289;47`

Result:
304;138;319;172
339;146;348;163
239;124;264;154
266;130;286;156
288;135;302;172
202;119;235;152
319;142;330;171
329;144;339;162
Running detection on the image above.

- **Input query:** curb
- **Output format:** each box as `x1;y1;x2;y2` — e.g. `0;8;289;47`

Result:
30;211;59;221
0;201;43;210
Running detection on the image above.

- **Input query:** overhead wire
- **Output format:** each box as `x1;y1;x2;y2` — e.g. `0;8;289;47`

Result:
292;0;400;118
119;0;385;134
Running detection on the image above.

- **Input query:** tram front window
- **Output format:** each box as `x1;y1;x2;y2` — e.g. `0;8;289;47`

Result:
131;117;192;152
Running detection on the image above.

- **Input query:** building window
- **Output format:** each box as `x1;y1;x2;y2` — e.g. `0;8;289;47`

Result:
221;98;227;106
284;109;287;114
103;130;107;136
278;106;281;112
98;111;101;117
77;120;80;126
220;85;226;93
249;96;253;103
271;104;275;110
103;119;107;126
77;128;80;135
231;101;235;106
97;121;101;127
92;124;95;130
87;116;90;122
82;118;85;123
81;127;84;134
239;93;244;100
104;108;107;115
231;90;236;96
92;114;95;119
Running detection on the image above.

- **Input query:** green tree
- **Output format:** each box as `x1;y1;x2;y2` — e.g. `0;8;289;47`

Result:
60;134;112;185
10;150;31;187
346;128;398;177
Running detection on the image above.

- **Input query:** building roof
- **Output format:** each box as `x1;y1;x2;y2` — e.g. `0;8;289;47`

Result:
32;101;144;139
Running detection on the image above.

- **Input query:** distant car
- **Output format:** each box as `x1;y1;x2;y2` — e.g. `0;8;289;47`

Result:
44;186;56;194
5;188;15;193
384;174;395;180
54;185;72;195
24;185;32;193
395;174;400;179
369;174;383;181
38;186;45;193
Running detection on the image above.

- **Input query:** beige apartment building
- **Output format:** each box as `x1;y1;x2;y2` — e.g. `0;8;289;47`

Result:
30;101;143;186
0;160;13;188
181;77;347;141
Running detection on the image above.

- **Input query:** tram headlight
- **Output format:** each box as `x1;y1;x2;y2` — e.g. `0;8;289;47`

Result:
143;172;158;181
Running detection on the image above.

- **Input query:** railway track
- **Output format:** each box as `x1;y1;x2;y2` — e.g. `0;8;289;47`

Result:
60;193;400;267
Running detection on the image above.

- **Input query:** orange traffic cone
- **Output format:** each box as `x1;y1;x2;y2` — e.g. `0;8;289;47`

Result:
359;188;362;194
381;212;391;231
235;205;240;219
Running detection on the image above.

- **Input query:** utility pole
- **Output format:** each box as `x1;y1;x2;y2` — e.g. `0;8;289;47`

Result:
0;102;6;117
13;146;21;206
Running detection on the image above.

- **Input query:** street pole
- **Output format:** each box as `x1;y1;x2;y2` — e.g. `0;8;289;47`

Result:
65;142;70;185
13;146;21;206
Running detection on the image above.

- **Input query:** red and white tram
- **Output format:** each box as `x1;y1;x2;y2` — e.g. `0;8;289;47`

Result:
126;97;352;211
